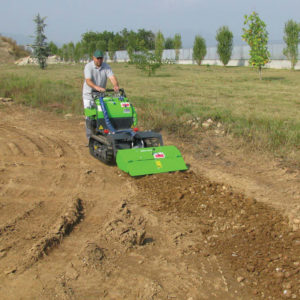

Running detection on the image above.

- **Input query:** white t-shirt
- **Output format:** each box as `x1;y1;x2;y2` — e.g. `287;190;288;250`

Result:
82;61;114;100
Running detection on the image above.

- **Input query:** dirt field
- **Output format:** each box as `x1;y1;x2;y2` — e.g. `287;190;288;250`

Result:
0;101;299;299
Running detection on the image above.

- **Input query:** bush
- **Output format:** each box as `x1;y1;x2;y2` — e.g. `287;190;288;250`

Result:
130;49;162;76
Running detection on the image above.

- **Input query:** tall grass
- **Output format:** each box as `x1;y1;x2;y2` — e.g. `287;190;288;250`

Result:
0;65;82;113
0;63;299;163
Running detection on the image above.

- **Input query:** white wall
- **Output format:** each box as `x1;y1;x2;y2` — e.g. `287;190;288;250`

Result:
107;44;300;70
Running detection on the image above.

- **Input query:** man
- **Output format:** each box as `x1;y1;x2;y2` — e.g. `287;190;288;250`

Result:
82;49;119;143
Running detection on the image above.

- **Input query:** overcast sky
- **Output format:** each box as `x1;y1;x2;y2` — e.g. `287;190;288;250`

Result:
1;0;299;47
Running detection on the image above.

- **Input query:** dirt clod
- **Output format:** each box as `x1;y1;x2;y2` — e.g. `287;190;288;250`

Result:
80;243;105;268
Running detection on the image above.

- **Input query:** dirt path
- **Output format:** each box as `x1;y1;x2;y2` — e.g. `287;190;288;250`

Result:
0;103;299;299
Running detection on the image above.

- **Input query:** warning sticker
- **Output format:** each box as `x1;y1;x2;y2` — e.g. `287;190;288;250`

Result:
121;102;130;107
155;161;162;168
153;152;165;159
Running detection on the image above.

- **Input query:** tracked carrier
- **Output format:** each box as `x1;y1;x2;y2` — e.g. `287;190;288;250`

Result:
84;89;188;176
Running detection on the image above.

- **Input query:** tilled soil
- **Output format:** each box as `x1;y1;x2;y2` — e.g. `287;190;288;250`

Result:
135;171;300;299
0;102;299;299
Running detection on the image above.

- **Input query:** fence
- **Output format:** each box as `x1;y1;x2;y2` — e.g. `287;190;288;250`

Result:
107;44;300;69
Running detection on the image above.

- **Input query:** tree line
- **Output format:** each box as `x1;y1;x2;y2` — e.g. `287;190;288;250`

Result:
47;28;184;63
33;12;300;77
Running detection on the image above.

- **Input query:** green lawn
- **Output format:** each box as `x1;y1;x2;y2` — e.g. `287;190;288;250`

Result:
0;63;299;163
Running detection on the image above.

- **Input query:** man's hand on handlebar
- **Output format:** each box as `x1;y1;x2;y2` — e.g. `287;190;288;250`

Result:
113;85;119;92
95;86;106;92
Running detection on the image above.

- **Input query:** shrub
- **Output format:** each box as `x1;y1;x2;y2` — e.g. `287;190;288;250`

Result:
130;49;162;76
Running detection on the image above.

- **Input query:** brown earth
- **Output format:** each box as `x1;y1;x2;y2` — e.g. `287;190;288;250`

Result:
0;101;299;299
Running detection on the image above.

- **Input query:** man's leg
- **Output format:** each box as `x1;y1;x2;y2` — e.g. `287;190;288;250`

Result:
83;98;93;144
85;117;93;140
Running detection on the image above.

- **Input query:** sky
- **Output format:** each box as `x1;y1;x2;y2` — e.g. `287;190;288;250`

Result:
0;0;299;47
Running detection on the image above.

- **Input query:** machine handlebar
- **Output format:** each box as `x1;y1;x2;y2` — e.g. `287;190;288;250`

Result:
92;88;125;99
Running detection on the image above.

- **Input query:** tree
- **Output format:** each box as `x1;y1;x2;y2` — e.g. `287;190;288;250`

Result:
193;35;206;65
108;39;118;61
80;41;89;61
57;48;63;61
88;41;97;57
74;42;83;63
48;41;58;56
100;30;114;48
96;40;107;53
165;37;174;49
67;42;75;61
174;33;182;61
130;49;162;76
216;26;233;66
61;44;69;62
137;29;155;50
127;45;134;62
155;31;165;63
283;19;300;70
32;13;49;69
80;28;156;53
127;31;139;51
113;33;124;50
242;12;270;80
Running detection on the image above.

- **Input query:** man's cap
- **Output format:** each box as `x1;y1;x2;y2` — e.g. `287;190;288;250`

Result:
93;50;104;58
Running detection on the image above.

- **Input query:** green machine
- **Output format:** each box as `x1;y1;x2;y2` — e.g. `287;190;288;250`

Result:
85;89;188;176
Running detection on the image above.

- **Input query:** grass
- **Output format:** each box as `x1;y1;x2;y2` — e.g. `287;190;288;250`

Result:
0;63;299;164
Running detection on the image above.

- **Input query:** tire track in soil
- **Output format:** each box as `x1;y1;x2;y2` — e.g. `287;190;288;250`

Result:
0;105;88;278
0;104;130;300
0;198;84;275
0;201;44;235
134;171;300;299
25;198;84;269
0;125;71;158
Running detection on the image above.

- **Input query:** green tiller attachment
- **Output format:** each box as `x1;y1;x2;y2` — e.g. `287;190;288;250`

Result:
116;145;188;176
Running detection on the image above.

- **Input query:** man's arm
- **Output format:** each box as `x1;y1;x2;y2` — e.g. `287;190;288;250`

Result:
85;78;106;92
109;75;119;92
